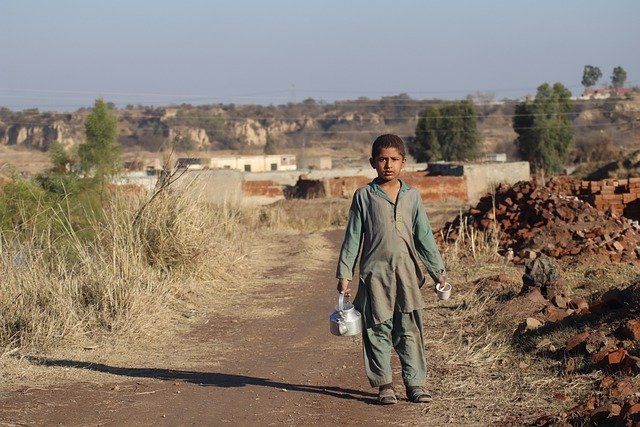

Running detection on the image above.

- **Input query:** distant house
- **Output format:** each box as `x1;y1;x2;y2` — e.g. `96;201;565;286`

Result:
481;153;507;163
298;155;332;170
175;157;207;170
580;87;632;100
209;154;297;172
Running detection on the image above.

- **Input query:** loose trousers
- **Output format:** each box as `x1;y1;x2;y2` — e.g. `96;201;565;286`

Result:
362;309;427;387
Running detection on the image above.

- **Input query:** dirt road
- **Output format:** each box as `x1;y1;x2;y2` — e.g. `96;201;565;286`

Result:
2;229;459;426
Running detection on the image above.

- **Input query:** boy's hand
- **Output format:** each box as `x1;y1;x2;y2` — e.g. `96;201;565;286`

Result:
437;275;447;290
337;278;351;297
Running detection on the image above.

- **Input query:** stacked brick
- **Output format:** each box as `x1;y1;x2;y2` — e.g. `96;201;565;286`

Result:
242;180;283;197
440;178;640;263
574;177;640;220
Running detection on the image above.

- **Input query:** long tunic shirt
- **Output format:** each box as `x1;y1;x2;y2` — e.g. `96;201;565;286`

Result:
336;179;445;325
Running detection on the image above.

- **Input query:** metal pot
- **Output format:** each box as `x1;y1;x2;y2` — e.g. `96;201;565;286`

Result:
329;293;362;337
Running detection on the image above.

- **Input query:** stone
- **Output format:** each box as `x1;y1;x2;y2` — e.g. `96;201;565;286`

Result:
568;298;589;310
566;332;590;352
592;349;610;364
522;258;560;290
623;355;640;373
625;403;640;416
606;349;627;366
622;319;640;341
610;380;635;397
585;331;612;354
553;295;569;309
600;376;615;389
544;305;569;322
523;317;543;330
525;287;549;304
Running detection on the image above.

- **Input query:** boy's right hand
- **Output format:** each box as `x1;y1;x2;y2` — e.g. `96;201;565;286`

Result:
337;278;351;297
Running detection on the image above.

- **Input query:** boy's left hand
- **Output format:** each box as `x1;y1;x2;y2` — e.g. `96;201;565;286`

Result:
337;278;351;297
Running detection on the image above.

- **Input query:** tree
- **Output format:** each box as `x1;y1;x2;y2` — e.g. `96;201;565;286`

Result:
411;98;480;162
412;107;441;162
611;66;627;88
77;98;121;182
513;83;574;175
581;65;602;89
264;131;277;154
47;141;74;175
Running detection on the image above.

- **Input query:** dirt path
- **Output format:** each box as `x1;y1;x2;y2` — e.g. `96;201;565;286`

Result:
1;229;456;426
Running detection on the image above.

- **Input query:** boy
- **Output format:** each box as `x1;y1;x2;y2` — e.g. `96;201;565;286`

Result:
336;134;446;405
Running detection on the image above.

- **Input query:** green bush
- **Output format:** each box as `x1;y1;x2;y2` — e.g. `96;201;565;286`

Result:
0;177;53;234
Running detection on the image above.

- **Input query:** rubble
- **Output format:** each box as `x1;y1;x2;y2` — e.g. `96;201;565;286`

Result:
524;278;640;426
440;177;640;263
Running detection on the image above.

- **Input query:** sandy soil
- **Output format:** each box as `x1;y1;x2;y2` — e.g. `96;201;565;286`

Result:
0;228;537;426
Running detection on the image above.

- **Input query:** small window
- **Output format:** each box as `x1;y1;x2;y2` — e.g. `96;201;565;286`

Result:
270;163;278;171
223;165;231;169
244;164;251;172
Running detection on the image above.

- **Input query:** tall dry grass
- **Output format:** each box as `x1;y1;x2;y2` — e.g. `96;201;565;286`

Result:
0;182;248;355
253;198;351;232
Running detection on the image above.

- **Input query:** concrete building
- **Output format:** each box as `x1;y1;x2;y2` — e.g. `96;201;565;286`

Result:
297;155;332;170
481;153;507;162
209;154;297;172
427;161;530;203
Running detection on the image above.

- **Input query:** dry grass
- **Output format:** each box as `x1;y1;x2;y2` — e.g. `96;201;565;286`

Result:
423;209;640;424
422;268;589;424
252;198;351;232
0;180;249;356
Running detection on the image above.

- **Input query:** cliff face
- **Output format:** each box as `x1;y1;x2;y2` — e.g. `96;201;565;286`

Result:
0;100;414;151
1;93;639;155
1;121;78;149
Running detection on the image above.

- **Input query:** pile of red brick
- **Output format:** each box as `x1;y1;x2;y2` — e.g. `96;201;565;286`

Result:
574;178;640;220
440;178;640;263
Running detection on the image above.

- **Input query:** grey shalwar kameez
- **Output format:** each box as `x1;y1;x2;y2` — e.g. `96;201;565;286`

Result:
336;178;445;387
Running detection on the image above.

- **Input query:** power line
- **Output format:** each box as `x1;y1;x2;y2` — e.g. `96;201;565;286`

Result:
1;80;637;108
3;97;639;113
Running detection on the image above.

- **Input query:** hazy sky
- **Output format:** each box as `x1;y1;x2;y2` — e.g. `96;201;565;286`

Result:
1;0;639;111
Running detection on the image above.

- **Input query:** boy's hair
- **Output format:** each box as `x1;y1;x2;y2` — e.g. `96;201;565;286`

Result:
371;134;406;159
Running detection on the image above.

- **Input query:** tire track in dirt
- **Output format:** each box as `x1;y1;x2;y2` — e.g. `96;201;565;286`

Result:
1;229;442;426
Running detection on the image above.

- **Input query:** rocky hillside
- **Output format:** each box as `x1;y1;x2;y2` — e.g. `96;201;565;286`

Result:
1;92;639;165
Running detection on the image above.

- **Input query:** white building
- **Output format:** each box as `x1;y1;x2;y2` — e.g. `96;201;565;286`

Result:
298;155;332;170
209;154;297;172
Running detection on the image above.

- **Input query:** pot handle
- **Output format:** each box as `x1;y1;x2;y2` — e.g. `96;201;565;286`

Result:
338;293;344;312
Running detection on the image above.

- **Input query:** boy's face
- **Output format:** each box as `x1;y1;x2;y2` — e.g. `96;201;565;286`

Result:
369;147;406;183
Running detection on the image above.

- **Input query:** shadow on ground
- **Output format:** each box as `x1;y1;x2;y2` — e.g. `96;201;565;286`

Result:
21;356;377;404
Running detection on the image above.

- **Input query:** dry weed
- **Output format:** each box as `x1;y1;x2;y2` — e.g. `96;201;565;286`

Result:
424;235;630;424
0;182;249;356
253;198;350;232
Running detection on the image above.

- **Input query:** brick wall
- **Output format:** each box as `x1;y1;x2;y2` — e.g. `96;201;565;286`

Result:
326;176;372;198
402;172;468;202
325;173;467;202
241;179;284;197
